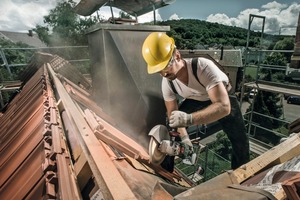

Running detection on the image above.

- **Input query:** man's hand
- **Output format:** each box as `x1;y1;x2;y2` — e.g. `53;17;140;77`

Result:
169;111;193;128
180;135;193;148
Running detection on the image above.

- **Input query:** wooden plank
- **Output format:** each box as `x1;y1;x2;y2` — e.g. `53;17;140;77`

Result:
232;133;300;183
47;64;137;200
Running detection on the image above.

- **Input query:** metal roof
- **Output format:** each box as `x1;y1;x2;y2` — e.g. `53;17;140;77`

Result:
0;31;46;48
74;0;175;17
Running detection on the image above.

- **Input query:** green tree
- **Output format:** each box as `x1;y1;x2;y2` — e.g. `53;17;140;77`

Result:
273;37;294;62
34;0;98;46
261;52;287;77
33;0;98;74
119;11;132;19
263;52;287;66
214;132;231;160
0;38;34;106
245;92;280;145
158;19;291;50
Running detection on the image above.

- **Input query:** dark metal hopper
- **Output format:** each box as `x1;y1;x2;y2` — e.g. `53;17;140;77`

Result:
86;24;170;149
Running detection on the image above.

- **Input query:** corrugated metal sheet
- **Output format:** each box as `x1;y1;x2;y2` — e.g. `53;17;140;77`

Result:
0;31;46;48
0;52;192;200
0;65;80;199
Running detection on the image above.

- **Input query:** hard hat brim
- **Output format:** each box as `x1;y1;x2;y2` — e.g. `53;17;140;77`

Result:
147;59;170;74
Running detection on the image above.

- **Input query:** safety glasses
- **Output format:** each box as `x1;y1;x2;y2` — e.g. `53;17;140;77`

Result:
166;55;175;68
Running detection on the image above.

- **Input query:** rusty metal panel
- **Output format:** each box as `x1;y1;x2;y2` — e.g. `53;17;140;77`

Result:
0;96;44;150
48;63;137;199
0;142;45;200
0;117;44;185
49;55;92;90
24;178;45;200
0;66;81;199
86;24;169;149
0;74;45;134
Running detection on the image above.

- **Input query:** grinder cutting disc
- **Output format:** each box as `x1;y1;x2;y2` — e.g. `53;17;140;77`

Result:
148;125;170;165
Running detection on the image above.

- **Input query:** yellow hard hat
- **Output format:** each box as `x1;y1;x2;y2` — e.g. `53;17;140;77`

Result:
142;32;175;74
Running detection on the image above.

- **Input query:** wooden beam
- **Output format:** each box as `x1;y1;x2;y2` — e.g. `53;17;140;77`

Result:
232;133;300;183
47;64;137;200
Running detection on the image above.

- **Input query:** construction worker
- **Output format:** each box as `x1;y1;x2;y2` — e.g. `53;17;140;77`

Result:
142;32;249;170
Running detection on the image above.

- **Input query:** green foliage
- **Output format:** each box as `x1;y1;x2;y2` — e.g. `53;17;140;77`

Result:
159;19;295;50
243;36;294;146
274;37;294;50
208;132;232;160
263;52;287;66
245;90;283;145
0;38;35;106
157;19;286;49
214;132;232;160
119;11;132;19
32;0;94;74
34;0;98;46
273;37;294;62
260;52;287;83
0;39;34;80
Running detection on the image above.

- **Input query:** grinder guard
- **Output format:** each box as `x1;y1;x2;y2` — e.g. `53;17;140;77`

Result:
148;125;170;165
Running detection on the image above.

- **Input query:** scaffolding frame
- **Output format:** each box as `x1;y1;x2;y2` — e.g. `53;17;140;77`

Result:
240;14;300;147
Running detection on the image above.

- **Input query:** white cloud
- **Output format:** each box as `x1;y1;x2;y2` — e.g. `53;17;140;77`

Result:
137;11;162;23
262;1;288;9
169;13;181;20
0;0;57;32
206;13;236;26
97;6;121;20
206;2;299;35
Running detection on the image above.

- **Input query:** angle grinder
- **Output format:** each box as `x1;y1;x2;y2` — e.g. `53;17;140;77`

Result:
148;125;197;166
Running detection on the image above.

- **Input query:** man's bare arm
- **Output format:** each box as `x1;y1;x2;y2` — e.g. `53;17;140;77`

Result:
191;82;230;125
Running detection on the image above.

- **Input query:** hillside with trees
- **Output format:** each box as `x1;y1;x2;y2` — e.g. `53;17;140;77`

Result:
157;19;294;50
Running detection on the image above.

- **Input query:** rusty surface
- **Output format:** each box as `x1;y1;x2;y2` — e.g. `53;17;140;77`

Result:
61;110;82;161
0;66;80;199
47;63;137;199
282;174;300;200
0;81;22;91
84;107;190;185
0;52;192;200
49;55;92;90
62;78;116;126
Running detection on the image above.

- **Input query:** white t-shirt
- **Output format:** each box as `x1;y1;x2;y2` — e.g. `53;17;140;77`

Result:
162;57;229;102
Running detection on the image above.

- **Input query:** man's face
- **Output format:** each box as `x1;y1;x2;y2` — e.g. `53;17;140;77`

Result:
159;55;177;80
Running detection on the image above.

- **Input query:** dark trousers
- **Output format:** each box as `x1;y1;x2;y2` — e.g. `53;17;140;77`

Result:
179;95;250;169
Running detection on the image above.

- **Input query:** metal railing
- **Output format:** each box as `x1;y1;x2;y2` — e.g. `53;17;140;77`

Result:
175;141;231;184
0;46;90;108
0;46;90;78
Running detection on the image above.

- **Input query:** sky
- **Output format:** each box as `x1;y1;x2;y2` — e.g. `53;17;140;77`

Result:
0;0;299;35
